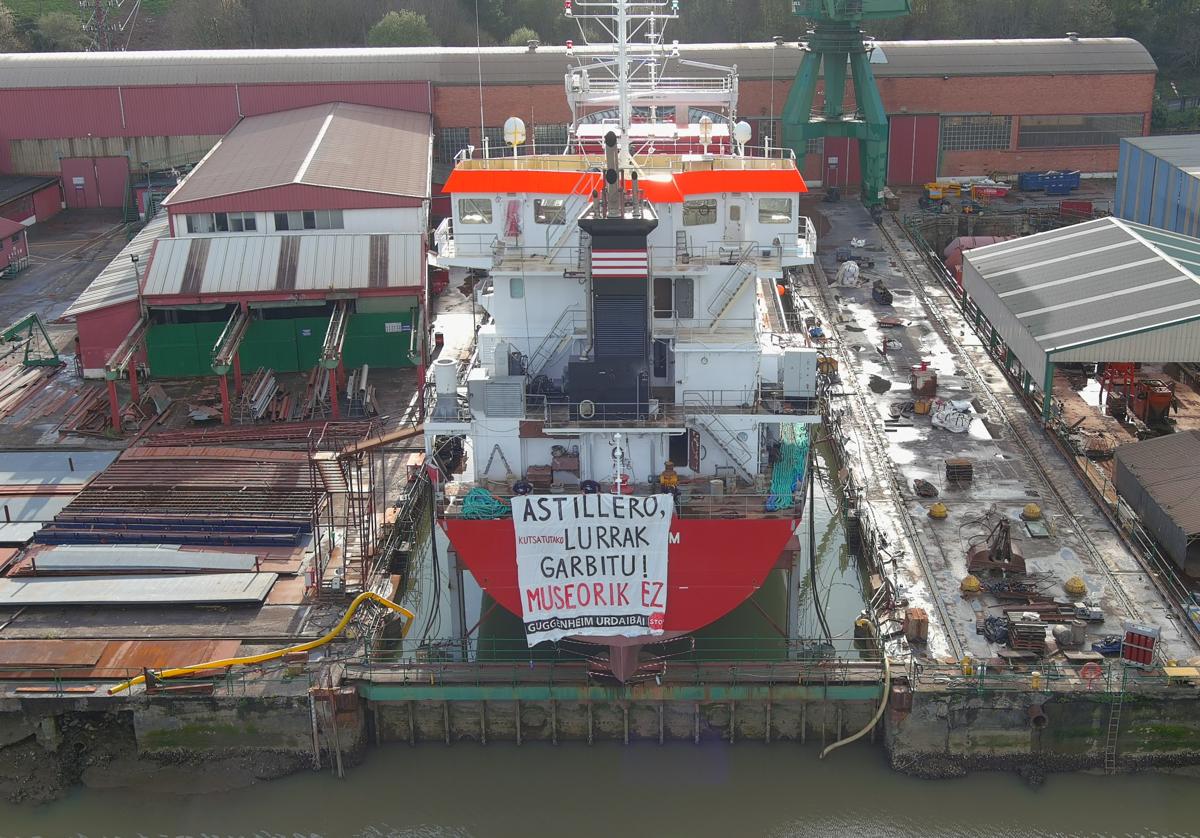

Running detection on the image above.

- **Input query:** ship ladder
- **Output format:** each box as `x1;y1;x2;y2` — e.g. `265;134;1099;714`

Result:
1104;682;1125;774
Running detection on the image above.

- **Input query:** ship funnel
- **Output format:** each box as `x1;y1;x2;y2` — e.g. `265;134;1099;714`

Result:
431;357;460;420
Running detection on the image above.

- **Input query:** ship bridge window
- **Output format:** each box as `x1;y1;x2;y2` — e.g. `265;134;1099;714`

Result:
758;198;793;224
509;277;525;299
534;199;566;224
459;198;493;225
683;199;717;226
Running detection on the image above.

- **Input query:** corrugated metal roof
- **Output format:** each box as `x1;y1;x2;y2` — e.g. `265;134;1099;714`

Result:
0;175;58;207
1114;430;1200;537
1122;134;1200;178
142;232;424;298
963;218;1200;384
0;450;119;486
163;102;430;205
0;573;277;605
0;39;1155;90
33;545;259;573
62;211;169;318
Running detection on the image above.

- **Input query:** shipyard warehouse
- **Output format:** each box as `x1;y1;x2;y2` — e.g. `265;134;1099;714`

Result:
7;0;1200;804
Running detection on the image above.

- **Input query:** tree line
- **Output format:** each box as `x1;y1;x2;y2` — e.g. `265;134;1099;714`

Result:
0;0;1197;80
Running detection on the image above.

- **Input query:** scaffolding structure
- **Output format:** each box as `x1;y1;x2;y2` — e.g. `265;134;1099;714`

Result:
310;420;385;599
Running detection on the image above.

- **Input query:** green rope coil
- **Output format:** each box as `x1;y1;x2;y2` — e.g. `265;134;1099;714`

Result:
461;487;512;520
767;424;809;512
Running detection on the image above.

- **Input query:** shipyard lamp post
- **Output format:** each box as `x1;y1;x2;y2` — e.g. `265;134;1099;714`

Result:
782;0;911;206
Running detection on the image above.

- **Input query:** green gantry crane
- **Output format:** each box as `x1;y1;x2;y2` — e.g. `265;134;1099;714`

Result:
1;313;61;367
783;0;911;206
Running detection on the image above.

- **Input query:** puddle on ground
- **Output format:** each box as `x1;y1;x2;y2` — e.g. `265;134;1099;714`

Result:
868;375;893;393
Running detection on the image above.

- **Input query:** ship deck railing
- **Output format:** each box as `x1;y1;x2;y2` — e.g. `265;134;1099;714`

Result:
435;230;816;272
423;384;820;427
527;391;820;428
456;146;798;171
439;484;804;520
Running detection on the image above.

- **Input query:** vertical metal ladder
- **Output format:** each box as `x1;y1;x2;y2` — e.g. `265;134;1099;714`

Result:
1104;683;1125;774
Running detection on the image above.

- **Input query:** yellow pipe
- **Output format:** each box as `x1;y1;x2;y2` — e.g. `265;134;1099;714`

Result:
107;591;414;696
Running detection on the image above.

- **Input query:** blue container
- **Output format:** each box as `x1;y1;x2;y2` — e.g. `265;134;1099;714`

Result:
1018;171;1046;191
1020;170;1081;194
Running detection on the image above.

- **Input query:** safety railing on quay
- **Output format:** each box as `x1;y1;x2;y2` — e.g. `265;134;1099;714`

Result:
909;656;1194;697
0;665;291;697
894;213;1200;647
356;636;882;688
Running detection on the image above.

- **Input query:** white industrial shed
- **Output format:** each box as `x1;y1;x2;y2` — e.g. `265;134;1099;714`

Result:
961;216;1200;418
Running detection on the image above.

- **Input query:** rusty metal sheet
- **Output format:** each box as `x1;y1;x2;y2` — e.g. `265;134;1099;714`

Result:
94;639;242;675
0;639;106;667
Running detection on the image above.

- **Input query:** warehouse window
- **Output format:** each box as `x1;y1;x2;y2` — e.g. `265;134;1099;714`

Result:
758;198;793;224
458;198;493;224
185;213;214;234
1017;114;1143;148
211;211;256;232
683;199;717;226
806;136;824;156
940;115;1012;151
273;210;343;231
745;117;778;148
534;124;570;154
534;199;566;224
435;127;470;164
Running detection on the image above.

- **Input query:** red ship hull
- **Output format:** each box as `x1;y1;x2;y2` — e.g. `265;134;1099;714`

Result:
443;517;798;632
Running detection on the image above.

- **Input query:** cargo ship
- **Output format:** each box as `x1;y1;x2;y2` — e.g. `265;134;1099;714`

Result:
421;0;821;680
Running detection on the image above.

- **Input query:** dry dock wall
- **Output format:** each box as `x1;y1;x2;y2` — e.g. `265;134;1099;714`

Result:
887;689;1200;779
7;684;1200;802
0;694;362;803
367;693;880;746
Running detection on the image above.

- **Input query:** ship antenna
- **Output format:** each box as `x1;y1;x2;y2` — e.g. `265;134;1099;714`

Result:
474;0;486;153
615;0;630;161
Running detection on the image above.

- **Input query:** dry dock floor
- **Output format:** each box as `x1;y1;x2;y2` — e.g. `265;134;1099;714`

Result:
800;199;1199;664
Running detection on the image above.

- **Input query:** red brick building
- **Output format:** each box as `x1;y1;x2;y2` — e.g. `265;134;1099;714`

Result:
0;37;1156;197
0;216;28;273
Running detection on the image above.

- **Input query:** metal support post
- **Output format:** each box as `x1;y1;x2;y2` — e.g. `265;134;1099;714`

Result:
218;373;232;425
106;377;120;431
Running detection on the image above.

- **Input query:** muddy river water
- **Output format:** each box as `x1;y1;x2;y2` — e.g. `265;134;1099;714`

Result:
1;743;1198;837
